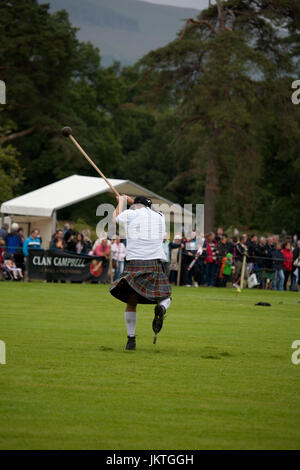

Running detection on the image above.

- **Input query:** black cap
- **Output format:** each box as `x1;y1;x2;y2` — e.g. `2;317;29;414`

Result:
133;196;152;208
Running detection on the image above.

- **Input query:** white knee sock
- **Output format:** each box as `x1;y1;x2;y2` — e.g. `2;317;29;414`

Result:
159;297;171;310
125;311;137;337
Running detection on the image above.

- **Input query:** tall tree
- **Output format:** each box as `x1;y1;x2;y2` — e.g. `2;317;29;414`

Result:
0;0;78;142
0;0;125;198
132;0;299;231
0;121;23;202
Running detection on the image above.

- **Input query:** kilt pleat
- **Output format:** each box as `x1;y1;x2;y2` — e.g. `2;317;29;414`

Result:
110;259;172;304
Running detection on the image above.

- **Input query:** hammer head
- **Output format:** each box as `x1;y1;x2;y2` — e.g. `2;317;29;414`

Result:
62;126;72;137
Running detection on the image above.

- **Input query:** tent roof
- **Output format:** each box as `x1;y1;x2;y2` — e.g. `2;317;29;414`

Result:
1;174;185;217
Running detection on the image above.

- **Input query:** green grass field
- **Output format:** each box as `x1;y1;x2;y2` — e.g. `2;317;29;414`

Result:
0;283;300;450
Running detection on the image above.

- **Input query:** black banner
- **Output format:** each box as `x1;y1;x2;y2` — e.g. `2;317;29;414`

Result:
28;249;109;282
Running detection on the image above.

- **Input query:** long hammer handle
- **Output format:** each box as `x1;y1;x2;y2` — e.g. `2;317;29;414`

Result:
69;134;120;198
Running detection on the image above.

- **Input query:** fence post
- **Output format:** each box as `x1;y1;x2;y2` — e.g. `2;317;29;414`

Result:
177;248;182;287
25;255;30;282
109;251;113;286
240;254;247;290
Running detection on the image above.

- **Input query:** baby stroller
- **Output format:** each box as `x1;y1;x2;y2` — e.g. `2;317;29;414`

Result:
1;252;22;281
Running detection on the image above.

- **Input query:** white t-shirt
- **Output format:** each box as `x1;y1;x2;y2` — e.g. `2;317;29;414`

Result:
116;207;166;261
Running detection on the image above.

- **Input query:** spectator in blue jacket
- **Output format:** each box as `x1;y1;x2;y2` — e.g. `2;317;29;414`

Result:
23;229;42;256
5;223;23;255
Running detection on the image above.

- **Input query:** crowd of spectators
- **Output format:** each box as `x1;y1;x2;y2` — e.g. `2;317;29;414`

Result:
0;222;127;283
50;225;126;283
167;228;300;292
0;221;299;291
0;223;42;280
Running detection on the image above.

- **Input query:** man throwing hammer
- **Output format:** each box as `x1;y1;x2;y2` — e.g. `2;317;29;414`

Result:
110;195;172;350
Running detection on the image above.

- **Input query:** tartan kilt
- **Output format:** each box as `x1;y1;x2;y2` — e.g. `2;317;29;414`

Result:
110;259;172;304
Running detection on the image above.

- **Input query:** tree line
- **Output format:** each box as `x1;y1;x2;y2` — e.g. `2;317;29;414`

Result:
0;0;299;233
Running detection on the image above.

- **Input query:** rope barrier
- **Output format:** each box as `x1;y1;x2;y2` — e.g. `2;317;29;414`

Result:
1;245;298;264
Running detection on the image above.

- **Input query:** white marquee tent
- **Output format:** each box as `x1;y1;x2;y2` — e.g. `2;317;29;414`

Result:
1;175;195;247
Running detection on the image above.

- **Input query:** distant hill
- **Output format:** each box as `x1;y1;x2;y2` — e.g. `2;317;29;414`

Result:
47;0;200;66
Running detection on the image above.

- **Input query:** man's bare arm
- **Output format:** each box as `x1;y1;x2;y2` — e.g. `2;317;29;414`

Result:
113;195;134;223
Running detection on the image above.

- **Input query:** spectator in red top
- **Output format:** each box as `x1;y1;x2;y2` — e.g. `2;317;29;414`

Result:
93;238;110;259
204;232;217;287
282;241;293;291
93;238;111;284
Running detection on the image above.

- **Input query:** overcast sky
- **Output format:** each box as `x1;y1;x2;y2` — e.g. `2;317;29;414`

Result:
139;0;210;10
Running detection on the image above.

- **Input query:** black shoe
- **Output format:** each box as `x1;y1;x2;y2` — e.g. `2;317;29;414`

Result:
152;304;166;343
126;336;136;350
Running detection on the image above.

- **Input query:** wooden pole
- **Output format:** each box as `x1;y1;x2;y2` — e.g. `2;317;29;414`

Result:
240;254;247;290
177;248;182;286
109;250;113;286
69;135;120;198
